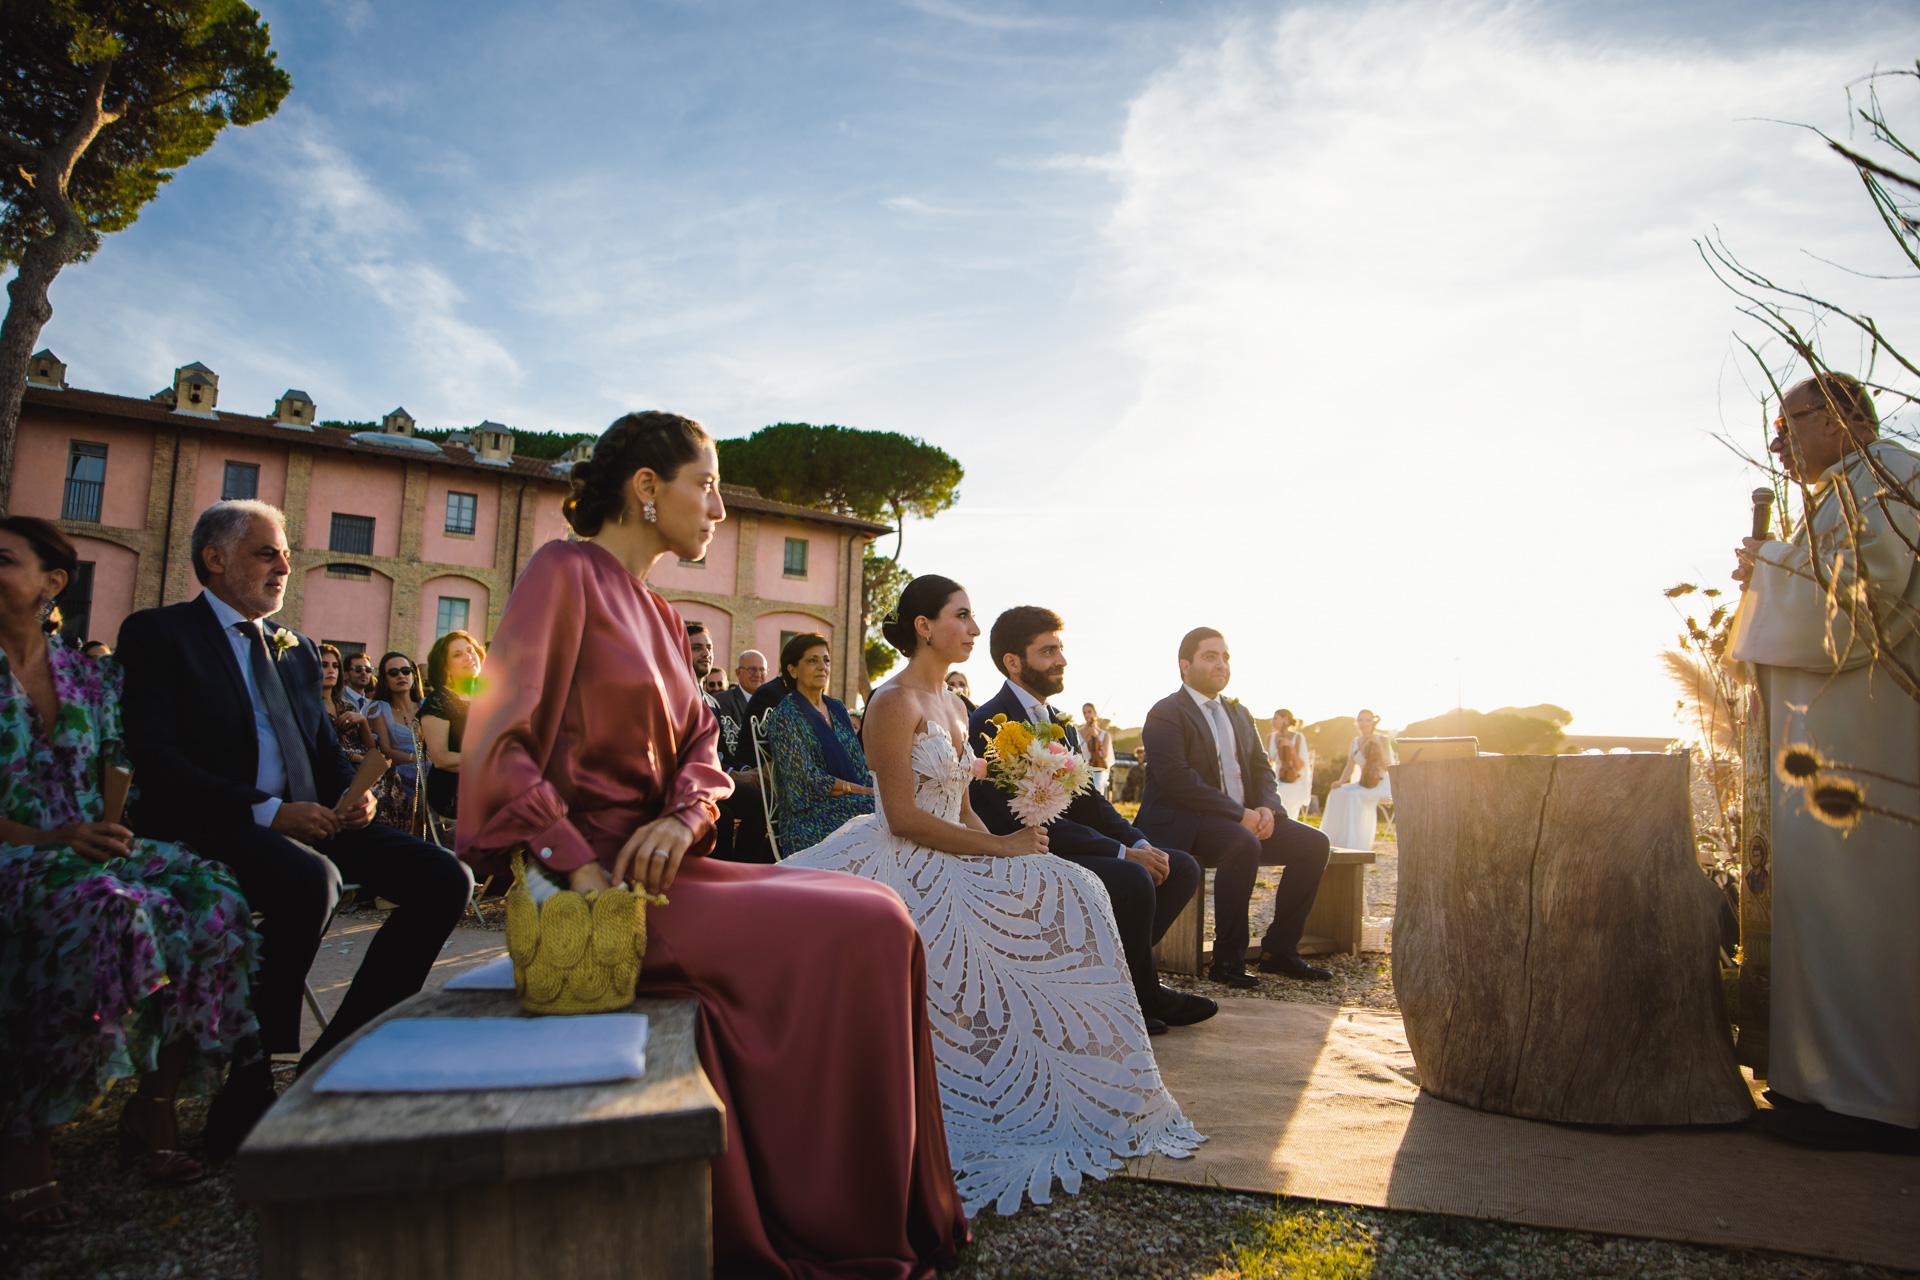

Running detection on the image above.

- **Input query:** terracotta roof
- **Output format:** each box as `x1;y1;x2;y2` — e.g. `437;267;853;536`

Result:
21;383;895;535
716;484;891;534
22;384;571;484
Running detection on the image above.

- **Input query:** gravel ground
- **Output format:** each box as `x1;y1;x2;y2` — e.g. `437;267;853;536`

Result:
954;1182;1916;1279
10;845;1912;1280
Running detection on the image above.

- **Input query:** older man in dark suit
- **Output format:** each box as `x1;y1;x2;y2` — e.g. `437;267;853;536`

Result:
968;606;1214;1033
118;500;473;1155
1137;627;1331;988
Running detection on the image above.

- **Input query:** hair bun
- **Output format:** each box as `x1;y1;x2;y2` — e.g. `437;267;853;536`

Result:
880;614;916;655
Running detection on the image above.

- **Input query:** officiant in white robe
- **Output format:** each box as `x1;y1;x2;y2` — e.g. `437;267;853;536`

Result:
1729;373;1920;1149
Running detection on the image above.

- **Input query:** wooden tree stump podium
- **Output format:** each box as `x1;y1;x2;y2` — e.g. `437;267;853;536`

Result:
1391;754;1752;1126
239;989;725;1280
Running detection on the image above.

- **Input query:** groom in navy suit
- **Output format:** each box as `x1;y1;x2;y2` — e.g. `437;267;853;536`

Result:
968;606;1215;1033
1137;626;1331;987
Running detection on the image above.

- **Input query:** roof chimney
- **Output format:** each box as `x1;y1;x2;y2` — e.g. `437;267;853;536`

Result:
274;389;315;429
27;350;66;389
381;407;415;436
472;421;514;465
168;362;219;417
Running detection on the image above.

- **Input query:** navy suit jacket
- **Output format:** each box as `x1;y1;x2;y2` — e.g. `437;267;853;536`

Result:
967;681;1146;860
118;593;355;841
1136;686;1283;850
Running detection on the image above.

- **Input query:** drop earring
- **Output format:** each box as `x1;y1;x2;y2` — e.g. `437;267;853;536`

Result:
643;500;658;523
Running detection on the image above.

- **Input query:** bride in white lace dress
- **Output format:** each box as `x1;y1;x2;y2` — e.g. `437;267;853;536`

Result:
783;576;1202;1216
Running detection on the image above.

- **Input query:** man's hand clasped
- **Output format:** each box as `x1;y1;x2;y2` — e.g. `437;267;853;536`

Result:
272;801;342;843
1125;842;1171;885
1240;806;1276;840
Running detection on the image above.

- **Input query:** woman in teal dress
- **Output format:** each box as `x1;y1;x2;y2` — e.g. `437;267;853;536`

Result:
764;632;874;855
0;517;259;1231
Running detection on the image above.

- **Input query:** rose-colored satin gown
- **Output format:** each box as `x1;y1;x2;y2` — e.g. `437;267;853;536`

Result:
459;540;969;1279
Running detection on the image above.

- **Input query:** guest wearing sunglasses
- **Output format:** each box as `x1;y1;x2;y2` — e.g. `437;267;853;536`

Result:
367;653;425;835
339;653;376;715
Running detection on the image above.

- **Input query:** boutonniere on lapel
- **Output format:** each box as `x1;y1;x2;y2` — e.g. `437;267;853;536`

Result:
268;629;300;662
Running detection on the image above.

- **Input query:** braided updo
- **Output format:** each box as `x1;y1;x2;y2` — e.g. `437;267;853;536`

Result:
880;574;965;656
562;411;712;537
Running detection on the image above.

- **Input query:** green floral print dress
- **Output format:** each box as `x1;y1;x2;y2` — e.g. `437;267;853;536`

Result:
0;642;260;1137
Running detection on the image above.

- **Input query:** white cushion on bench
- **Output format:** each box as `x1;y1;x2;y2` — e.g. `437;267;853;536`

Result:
314;1015;650;1092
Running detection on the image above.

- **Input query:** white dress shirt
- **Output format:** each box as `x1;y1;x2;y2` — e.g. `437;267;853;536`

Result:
1003;678;1055;728
1183;682;1246;808
202;591;291;828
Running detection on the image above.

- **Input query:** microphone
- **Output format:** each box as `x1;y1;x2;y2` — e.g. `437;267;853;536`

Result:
1751;488;1775;541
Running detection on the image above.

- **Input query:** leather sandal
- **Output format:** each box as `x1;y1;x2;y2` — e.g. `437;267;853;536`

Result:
117;1095;207;1184
4;1181;81;1233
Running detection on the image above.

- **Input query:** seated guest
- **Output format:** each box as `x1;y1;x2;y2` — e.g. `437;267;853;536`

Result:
117;500;473;1155
339;651;376;713
318;643;375;767
687;622;762;861
459;410;967;1273
765;632;874;854
0;518;260;1228
945;669;976;713
968;607;1213;1031
1268;708;1313;820
366;651;424;833
80;639;111;659
420;630;484;822
1137;628;1332;986
1320;710;1394;851
734;648;769;696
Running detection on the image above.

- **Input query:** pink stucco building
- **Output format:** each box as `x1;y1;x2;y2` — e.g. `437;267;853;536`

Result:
13;352;884;703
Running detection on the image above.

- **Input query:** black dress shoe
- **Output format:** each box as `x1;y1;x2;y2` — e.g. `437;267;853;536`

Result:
1145;1017;1169;1036
1259;953;1333;981
202;1082;279;1161
1206;965;1259;989
1153;991;1219;1027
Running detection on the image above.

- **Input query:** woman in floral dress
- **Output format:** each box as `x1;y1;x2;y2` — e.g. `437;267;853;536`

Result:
0;517;260;1231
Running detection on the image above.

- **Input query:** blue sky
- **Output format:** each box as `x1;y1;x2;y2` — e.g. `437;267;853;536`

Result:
21;0;1920;733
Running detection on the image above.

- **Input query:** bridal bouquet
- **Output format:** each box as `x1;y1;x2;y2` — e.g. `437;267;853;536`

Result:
983;713;1094;827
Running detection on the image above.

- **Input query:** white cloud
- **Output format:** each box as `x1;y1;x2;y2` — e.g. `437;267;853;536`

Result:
923;1;1920;734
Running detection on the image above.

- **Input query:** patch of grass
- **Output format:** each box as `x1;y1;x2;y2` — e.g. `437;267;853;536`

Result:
1227;1203;1374;1280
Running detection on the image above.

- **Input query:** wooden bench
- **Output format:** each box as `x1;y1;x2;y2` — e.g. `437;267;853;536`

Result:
1152;846;1376;977
239;988;726;1280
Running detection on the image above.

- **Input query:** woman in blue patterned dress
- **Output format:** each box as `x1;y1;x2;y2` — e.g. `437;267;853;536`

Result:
0;518;260;1231
764;632;874;855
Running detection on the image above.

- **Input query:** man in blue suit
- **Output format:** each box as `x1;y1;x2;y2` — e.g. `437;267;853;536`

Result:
969;606;1215;1033
1137;627;1331;987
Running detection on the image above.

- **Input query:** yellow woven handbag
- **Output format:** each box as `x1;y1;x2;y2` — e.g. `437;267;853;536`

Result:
505;851;668;1016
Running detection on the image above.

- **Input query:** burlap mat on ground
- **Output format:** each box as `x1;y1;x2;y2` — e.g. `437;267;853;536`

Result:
1125;999;1919;1270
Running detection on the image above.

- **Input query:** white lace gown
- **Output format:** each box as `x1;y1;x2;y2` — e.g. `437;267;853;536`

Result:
783;722;1203;1216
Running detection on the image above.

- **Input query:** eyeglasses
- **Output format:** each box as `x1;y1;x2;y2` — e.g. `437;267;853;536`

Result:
385;666;414;677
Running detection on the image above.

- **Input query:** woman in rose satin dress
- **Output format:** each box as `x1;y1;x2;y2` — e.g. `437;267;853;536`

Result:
457;412;968;1279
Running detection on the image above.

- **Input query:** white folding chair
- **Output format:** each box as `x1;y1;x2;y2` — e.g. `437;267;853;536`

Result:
749;709;785;861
